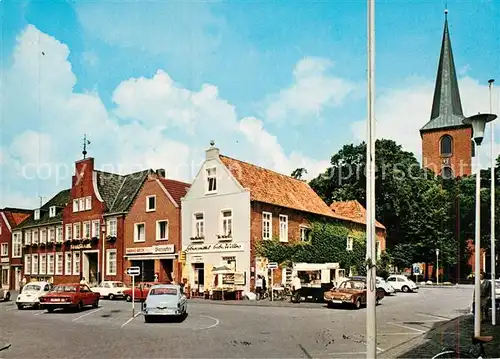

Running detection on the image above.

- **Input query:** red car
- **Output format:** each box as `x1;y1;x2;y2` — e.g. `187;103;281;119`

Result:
40;284;100;312
123;282;170;302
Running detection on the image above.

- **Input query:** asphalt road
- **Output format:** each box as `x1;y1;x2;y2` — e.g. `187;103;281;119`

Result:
0;286;472;358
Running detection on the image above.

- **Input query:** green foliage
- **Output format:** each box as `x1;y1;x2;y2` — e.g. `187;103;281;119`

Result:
255;221;367;274
291;168;308;180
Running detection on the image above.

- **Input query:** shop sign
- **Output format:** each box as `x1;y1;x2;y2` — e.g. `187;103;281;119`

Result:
70;243;92;250
126;244;175;255
0;257;9;264
183;243;244;254
191;255;204;263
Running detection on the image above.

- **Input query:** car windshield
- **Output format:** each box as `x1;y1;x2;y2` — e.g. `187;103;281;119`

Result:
340;281;365;290
23;284;41;291
51;285;77;293
150;287;177;295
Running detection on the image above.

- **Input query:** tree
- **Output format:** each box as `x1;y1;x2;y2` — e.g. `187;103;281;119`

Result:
291;168;308;180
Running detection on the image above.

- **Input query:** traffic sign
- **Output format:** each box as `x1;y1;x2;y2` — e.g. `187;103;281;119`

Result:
267;262;278;269
126;266;140;276
412;263;421;275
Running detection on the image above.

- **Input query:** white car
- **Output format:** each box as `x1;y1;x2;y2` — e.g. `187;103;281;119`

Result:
92;281;128;300
0;287;10;301
142;284;187;323
16;281;52;309
377;276;395;295
387;275;418;293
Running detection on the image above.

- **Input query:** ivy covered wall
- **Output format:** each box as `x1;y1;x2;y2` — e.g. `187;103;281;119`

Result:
255;220;367;275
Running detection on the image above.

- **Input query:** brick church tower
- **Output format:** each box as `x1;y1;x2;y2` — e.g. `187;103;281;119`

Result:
420;13;473;178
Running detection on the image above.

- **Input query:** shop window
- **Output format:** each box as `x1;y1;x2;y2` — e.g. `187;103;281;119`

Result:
146;195;156;212
206;167;217;194
106;250;117;275
156;220;168;241
279;215;288;242
220;210;232;237
134;223;146;242
440;135;453;156
262;212;272;240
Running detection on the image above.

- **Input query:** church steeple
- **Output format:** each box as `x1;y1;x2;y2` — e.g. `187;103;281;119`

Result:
420;10;465;132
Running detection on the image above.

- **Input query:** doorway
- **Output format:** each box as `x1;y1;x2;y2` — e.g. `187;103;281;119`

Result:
194;263;204;292
131;260;154;282
83;252;99;285
15;268;22;291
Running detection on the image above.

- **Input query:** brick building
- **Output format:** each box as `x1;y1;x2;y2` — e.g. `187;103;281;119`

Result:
420;14;473;178
124;170;190;283
0;208;31;290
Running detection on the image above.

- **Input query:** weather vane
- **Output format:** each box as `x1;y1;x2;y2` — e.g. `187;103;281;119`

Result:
82;134;91;159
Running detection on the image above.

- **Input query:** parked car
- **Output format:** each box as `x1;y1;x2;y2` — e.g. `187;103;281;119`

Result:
142;284;187;322
92;281;128;300
0;288;10;301
348;276;395;295
16;281;52;309
123;282;169;302
387;274;418;292
324;279;385;309
39;283;100;312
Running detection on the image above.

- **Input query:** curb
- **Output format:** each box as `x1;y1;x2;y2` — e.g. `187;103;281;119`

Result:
188;299;326;310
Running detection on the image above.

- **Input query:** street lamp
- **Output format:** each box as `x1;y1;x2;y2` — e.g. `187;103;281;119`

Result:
463;112;497;337
435;249;440;285
488;79;496;326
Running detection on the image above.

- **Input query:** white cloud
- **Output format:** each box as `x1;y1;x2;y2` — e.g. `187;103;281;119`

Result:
264;56;357;123
351;76;500;166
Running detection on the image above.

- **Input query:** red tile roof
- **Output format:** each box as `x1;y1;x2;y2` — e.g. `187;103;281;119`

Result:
2;209;32;228
329;200;385;230
158;178;191;206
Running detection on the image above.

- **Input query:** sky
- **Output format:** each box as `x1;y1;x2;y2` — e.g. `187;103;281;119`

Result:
1;0;499;208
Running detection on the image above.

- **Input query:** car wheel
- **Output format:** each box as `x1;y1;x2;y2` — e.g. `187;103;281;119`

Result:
376;297;380;305
77;301;83;311
144;315;152;323
125;295;132;302
355;299;361;309
327;301;334;309
92;300;99;308
4;292;10;301
17;304;23;310
108;294;114;300
47;307;54;313
402;286;409;293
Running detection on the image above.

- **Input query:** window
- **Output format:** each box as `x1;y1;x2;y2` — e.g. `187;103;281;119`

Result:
441;166;453;179
56;253;63;275
24;255;31;275
193;213;204;238
134;223;145;242
107;218;117;236
262;212;272;240
73;251;81;275
92;220;100;238
440;135;453;156
13;233;22;257
146;195;156;212
0;243;8;256
49;227;55;242
222;256;236;271
471;140;475;157
221;210;232;236
32;254;38;274
39;254;46;274
156;220;168;241
47;254;54;275
346;236;354;251
300;226;311;242
40;228;47;244
279;215;288;242
106;250;117;275
56;226;63;243
1;268;8;286
206;167;217;193
78;198;85;211
49;206;56;217
83;221;91;239
65;224;72;241
34;209;40;220
85;196;92;210
25;230;31;245
73;223;81;239
33;229;39;244
65;252;72;275
73;199;79;212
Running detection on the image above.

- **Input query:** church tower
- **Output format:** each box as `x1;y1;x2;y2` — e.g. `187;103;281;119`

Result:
420;12;472;178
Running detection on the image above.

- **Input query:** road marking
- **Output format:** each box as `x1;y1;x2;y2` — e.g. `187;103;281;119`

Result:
34;311;45;316
193;315;220;331
377;346;385;352
6;307;17;312
388;322;426;333
378;332;420;336
72;308;103;322
416;312;451;320
121;311;141;328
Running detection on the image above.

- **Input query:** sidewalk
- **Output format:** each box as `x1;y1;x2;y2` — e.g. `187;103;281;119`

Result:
381;312;500;358
188;297;326;309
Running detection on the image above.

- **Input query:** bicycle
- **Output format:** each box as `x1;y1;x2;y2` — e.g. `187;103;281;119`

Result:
431;335;492;358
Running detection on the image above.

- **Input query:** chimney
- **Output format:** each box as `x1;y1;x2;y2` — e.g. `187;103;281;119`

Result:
156;168;166;178
206;140;219;160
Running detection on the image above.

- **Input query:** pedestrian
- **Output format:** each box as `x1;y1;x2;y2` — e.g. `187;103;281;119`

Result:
20;277;27;292
255;275;263;300
480;272;491;322
80;277;88;286
262;275;267;297
291;274;301;303
154;273;159;282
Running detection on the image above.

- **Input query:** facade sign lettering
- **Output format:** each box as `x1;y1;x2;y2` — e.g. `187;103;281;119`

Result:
126;244;175;255
183;243;244;253
70;243;92;250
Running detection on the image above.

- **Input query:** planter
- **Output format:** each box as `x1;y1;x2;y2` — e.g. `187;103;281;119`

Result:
106;236;116;242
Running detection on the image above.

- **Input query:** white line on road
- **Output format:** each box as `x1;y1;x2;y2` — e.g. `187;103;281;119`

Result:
378;332;420;336
6;307;17;312
72;308;103;322
416;312;451;320
193;315;219;331
388;322;426;333
121;311;141;328
33;311;45;316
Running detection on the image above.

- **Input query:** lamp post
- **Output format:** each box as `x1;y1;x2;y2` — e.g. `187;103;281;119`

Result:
436;249;440;285
489;78;496;326
463;112;497;337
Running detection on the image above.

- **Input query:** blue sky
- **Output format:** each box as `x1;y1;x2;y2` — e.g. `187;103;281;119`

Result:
1;0;499;208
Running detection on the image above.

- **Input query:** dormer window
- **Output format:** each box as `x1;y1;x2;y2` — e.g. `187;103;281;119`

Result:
49;206;56;217
206;167;217;194
34;209;40;221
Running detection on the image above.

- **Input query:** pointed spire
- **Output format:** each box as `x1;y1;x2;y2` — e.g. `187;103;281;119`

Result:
421;11;465;132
